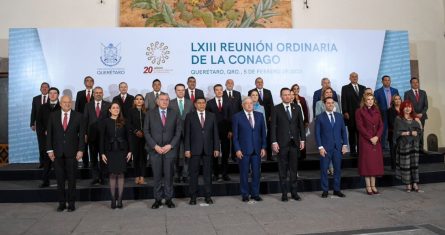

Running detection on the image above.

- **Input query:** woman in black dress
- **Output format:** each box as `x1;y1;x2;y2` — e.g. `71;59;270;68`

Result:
100;102;132;209
387;94;402;170
127;94;147;185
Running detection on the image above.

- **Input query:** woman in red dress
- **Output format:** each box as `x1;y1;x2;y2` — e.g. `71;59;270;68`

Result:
355;93;384;195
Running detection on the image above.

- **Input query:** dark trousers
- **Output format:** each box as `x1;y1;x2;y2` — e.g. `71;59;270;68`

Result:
54;155;77;206
151;154;175;200
213;138;230;177
37;132;46;165
132;137;147;177
82;144;89;168
41;154;53;184
189;153;212;197
89;141;106;180
347;124;359;154
277;143;299;196
175;141;189;179
388;130;396;169
320;149;342;192
238;153;261;197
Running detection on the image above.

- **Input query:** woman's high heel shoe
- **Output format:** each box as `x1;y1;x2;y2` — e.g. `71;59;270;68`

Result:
117;199;123;209
366;186;373;195
111;198;116;209
371;186;380;194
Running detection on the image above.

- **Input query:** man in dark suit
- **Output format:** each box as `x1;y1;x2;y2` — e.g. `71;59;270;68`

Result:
37;87;61;188
184;97;219;205
112;82;134;118
341;72;366;156
46;95;85;212
312;77;339;115
315;97;348;198
248;77;274;159
224;79;243;113
232;97;267;202
84;87;110;185
374;75;399;149
75;76;94;168
31;82;50;168
271;88;306;202
144;93;182;209
145;79;165;110
404;77;428;150
224;79;243;162
184;76;205;103
170;83;193;183
207;84;233;181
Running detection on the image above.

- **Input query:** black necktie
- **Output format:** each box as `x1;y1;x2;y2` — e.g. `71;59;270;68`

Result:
286;105;292;121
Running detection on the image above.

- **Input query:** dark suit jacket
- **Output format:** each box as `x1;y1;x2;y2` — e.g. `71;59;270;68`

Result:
223;90;243;114
83;100;111;142
46;110;86;158
170;98;193;137
112;93;135;118
232;111;267;156
374;87;399;111
315;112;348;152
75;89;92;113
404;89;428;121
143;108;181;158
312;88;338;116
270;103;306;147
248;88;273;122
184;111;219;156
341;83;366;126
30;94;48;127
206;97;232;138
185;88;205;101
36;102;61;135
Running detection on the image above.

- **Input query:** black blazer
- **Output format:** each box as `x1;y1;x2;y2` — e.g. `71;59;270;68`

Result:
112;94;135;118
185;88;205;100
184;111;219;156
46;110;86;158
75;89;92;113
127;108;146;135
30;94;48;127
341;83;366;126
248;88;274;121
223;90;243;114
206;97;233;138
36;102;61;135
270;103;306;147
83;100;111;142
404;89;428;121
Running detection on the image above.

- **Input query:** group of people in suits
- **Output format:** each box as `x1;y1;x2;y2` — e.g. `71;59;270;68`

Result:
30;72;428;211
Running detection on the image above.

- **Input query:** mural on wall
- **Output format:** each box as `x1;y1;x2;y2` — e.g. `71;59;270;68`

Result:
120;0;292;28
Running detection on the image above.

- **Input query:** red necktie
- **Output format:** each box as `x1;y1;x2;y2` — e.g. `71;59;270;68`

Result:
95;103;101;118
63;113;68;131
86;90;91;103
200;112;205;128
191;90;195;103
218;99;222;111
161;110;166;126
415;90;420;102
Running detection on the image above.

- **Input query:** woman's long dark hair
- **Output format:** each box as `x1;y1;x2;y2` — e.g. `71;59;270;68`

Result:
110;102;125;128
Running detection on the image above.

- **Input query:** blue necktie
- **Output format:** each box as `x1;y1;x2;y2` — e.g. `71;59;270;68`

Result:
329;113;335;127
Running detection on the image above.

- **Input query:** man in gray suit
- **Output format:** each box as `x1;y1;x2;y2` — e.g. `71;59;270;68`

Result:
404;77;428;150
145;79;165;110
144;93;181;209
170;83;193;183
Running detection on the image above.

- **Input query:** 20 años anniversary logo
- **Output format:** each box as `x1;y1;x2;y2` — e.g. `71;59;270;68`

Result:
144;41;173;74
